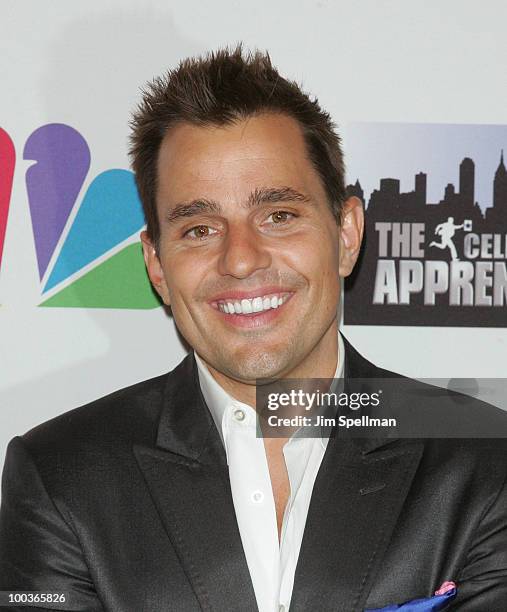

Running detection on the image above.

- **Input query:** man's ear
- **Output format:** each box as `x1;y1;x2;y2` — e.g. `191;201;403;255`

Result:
140;230;171;305
338;196;364;277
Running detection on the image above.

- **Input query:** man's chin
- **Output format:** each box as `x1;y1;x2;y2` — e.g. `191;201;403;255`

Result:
219;350;293;384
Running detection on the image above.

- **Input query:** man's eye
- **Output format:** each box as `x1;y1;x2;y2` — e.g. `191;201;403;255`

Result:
183;225;217;240
268;210;296;224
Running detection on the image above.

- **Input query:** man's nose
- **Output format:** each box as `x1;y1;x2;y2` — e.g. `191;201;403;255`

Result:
217;221;272;278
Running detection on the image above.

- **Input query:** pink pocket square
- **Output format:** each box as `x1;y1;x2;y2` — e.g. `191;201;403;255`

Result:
365;581;457;611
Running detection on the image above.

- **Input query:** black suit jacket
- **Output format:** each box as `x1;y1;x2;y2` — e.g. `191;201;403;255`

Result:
1;336;506;611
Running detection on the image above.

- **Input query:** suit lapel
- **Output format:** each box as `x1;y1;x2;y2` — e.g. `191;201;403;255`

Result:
134;352;258;612
290;335;425;612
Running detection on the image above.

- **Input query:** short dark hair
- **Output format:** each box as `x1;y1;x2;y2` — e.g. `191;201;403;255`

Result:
129;44;346;252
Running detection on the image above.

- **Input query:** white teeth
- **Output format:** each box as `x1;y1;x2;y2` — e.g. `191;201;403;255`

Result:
252;297;263;312
217;293;291;315
241;298;253;314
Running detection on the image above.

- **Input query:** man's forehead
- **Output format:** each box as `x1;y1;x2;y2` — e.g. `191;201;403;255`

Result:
158;113;308;166
156;113;323;201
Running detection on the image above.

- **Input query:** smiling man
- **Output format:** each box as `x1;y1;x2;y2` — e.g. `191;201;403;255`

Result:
1;46;507;612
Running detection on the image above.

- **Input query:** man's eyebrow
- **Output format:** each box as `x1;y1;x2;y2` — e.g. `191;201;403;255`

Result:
164;199;220;224
246;186;313;208
164;186;313;224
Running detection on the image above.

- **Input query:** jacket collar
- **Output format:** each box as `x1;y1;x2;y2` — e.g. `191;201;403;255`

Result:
155;349;227;466
341;334;402;455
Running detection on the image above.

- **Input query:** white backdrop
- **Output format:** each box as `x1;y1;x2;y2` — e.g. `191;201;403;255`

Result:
1;0;506;480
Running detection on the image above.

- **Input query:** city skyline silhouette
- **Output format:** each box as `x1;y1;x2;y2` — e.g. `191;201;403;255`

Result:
346;150;506;228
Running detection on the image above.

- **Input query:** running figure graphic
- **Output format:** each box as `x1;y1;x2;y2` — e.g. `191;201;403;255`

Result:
429;217;464;261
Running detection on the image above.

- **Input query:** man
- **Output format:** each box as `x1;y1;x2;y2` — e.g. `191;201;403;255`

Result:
1;46;506;612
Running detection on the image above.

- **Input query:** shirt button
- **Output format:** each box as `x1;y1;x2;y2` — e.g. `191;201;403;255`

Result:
233;408;246;422
251;490;264;503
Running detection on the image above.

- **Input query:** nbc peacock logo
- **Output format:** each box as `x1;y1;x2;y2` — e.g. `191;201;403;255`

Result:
24;123;160;309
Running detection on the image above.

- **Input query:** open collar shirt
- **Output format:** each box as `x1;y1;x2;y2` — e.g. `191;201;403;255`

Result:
194;333;345;612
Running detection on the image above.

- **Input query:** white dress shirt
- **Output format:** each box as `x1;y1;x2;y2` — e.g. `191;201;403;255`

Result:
194;333;345;612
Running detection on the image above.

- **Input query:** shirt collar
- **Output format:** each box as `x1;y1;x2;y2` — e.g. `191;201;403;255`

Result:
195;332;345;448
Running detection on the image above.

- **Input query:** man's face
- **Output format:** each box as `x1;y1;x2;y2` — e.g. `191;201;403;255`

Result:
142;113;362;383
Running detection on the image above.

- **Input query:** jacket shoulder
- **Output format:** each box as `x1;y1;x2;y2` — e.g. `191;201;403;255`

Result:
20;373;167;456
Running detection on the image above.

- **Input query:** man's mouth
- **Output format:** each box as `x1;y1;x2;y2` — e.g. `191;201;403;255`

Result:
212;292;292;315
208;289;295;327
